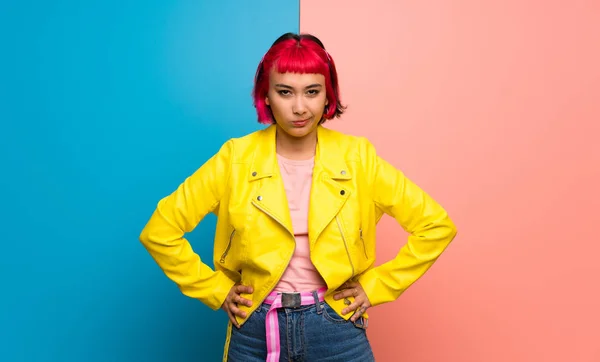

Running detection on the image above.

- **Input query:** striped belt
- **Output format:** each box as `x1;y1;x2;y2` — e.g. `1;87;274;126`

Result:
263;287;327;362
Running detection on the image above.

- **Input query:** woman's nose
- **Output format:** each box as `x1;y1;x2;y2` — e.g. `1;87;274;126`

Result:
292;97;307;115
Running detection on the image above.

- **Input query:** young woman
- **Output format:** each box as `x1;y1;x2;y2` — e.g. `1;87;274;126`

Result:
140;32;457;362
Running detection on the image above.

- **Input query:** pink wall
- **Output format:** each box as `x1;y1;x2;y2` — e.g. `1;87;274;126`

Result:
301;1;600;361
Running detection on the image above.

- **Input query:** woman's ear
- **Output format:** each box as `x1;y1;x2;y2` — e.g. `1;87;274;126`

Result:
265;97;270;106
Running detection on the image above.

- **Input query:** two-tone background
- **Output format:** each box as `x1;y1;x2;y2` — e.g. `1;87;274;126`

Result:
1;1;599;361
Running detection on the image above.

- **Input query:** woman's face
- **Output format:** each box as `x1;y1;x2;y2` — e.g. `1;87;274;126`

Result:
266;70;328;140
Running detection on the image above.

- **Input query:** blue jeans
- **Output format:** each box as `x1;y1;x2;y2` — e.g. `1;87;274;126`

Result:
225;295;375;361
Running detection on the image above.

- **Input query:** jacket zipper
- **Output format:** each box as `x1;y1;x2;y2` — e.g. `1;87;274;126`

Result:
336;216;355;276
219;228;236;264
360;228;368;258
247;201;295;321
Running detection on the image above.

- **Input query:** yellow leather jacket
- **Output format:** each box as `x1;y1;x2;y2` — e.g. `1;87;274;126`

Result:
139;125;457;325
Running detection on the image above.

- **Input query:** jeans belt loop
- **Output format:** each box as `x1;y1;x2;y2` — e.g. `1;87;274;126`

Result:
354;316;369;329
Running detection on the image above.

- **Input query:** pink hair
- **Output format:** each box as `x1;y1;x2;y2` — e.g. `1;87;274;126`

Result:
252;33;345;124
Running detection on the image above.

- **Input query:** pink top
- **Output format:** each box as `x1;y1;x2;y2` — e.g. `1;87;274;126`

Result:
272;154;327;292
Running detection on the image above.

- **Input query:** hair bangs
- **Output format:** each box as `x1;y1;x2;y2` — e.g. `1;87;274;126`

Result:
275;46;329;77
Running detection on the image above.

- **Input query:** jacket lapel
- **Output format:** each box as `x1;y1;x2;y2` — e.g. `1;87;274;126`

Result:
248;125;352;242
308;126;352;245
249;125;294;236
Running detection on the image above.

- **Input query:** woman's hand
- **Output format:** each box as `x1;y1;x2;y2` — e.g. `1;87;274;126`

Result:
333;281;372;322
221;284;253;328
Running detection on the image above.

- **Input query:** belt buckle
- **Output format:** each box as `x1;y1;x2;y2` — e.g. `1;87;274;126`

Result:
281;292;301;308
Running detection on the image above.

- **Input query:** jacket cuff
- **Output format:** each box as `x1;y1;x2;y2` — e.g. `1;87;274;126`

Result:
180;271;235;310
357;268;397;307
192;272;237;311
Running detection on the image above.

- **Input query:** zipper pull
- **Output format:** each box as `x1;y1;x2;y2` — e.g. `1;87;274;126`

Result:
220;229;236;264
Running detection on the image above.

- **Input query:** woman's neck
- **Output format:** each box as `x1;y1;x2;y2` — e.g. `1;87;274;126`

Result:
275;127;317;161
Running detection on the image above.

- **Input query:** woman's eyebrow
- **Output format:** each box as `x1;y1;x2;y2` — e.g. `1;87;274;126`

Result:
274;83;323;89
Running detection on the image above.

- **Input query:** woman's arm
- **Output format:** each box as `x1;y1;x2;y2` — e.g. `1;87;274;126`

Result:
139;140;236;310
357;138;458;307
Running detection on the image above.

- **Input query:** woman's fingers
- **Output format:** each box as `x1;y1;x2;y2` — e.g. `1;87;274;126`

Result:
333;286;357;301
225;301;245;328
341;298;363;315
222;284;255;329
228;302;247;318
333;281;371;317
234;292;253;307
226;308;240;328
240;297;253;307
350;304;369;322
236;285;254;294
235;285;254;307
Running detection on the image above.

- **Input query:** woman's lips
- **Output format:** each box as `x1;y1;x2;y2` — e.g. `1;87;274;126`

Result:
291;119;310;127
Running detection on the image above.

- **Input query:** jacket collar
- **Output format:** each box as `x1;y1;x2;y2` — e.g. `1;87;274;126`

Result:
248;124;352;182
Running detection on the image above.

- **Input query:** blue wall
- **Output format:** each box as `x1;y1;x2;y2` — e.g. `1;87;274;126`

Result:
0;1;298;361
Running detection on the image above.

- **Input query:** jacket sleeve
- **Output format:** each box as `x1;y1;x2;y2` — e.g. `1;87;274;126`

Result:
139;140;236;310
357;138;458;307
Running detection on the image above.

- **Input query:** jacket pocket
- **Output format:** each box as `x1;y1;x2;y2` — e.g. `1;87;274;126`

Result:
359;228;368;259
336;216;355;276
219;228;236;264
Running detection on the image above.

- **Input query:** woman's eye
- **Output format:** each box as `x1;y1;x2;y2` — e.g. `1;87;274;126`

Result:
277;90;291;96
307;90;320;96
